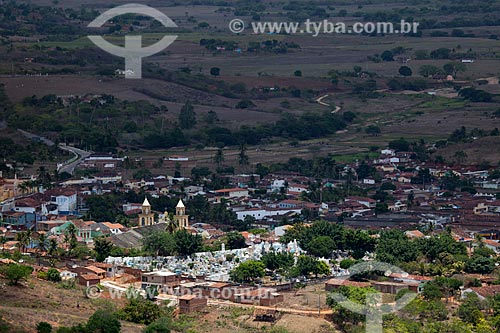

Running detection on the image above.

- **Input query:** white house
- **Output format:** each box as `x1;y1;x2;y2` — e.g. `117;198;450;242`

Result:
288;184;309;194
270;180;286;192
60;270;78;280
381;149;396;156
236;208;302;221
46;189;77;215
345;196;376;208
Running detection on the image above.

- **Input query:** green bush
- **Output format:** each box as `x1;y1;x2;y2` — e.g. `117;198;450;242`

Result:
47;268;61;282
36;322;52;333
0;264;33;285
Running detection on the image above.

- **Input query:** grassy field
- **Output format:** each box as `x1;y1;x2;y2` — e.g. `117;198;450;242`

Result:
2;0;500;169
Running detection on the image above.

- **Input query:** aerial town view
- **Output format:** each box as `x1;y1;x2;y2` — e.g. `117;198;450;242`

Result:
1;0;500;332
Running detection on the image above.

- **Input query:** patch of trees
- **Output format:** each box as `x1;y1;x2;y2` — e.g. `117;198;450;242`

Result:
55;310;121;333
368;47;409;63
327;285;379;332
143;229;203;257
198;111;347;147
0;263;33;285
388;78;428;91
6;95;169;152
247;40;300;54
459;87;493;102
230;260;265;283
376;229;469;277
178;101;196;129
143;128;190;149
186;195;247;230
281;221;376;259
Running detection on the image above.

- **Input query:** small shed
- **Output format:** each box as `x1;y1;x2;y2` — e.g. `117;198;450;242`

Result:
178;295;207;314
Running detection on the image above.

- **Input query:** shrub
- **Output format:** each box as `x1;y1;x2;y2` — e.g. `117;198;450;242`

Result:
47;268;61;282
36;322;52;333
0;264;33;285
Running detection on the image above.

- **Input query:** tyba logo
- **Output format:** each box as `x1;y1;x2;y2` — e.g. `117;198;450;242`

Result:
88;4;177;79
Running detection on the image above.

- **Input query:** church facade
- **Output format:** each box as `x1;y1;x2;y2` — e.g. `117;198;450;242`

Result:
138;197;155;227
137;197;189;230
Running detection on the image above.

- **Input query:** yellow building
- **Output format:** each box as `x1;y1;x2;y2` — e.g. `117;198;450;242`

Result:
0;179;15;202
174;199;189;229
138;197;155;227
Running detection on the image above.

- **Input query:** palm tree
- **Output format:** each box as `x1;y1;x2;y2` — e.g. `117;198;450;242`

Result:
16;232;29;253
17;182;28;195
65;224;78;252
166;217;179;234
26;229;33;250
238;144;249;166
214;148;224;167
0;235;7;254
48;238;58;257
26;179;38;193
36;233;48;265
37;233;48;254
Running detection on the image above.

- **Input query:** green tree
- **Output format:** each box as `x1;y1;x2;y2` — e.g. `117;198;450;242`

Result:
1;264;33;285
144;316;172;333
327;285;378;329
86;310;121;333
399;66;412;76
381;50;394;61
117;298;163;325
365;125;381;136
36;233;48;255
214;148;224;167
36;322;52;333
293;255;329;277
422;283;443;300
15;231;30;253
178;101;196;129
65;224;78;252
94;237;113;262
0;235;6;254
174;229;202;257
443;62;466;77
465;255;495;274
143;231;175;256
431;276;462;302
339;259;357;269
204;110;219;124
47;268;61;282
225;232;246;250
307;236;335;258
230;260;265;283
238;144;249;166
458;293;484;324
210;67;220;77
48;238;58;257
344;229;376;259
261;252;294;272
419;64;441;77
376;229;418;264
